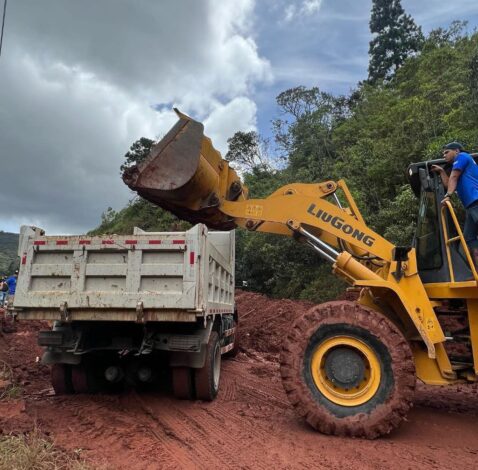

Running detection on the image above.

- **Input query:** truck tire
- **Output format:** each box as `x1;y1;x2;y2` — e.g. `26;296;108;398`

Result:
172;367;194;400
71;362;102;394
280;301;415;439
51;364;73;395
195;331;221;401
71;365;89;394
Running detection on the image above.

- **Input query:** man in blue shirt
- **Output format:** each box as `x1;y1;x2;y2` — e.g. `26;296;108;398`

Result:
6;270;17;296
432;142;478;268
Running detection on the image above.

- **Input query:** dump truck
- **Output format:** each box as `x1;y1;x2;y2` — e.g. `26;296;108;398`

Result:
122;109;478;438
13;223;238;400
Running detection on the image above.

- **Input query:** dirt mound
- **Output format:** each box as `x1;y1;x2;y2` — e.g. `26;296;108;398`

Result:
0;319;51;394
235;289;314;357
236;289;478;414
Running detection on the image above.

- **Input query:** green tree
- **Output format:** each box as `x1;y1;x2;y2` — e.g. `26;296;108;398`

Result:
273;86;349;183
120;137;154;174
337;25;478;239
368;0;424;83
225;131;270;172
89;197;190;236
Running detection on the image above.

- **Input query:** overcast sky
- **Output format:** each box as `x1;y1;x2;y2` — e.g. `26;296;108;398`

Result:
0;0;477;235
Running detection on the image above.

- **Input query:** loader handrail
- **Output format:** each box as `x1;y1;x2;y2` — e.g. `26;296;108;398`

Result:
440;200;478;282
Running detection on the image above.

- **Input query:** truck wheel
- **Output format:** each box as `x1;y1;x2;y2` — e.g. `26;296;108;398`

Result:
195;331;221;401
280;301;415;439
71;363;103;394
51;364;73;395
172;367;194;400
71;365;89;394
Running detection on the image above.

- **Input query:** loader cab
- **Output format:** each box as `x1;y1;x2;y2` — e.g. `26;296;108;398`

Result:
408;156;478;284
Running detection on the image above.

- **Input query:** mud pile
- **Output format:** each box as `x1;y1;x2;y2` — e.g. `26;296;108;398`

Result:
235;289;314;356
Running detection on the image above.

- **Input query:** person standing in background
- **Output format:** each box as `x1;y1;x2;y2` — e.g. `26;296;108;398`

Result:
0;277;7;306
6;270;18;299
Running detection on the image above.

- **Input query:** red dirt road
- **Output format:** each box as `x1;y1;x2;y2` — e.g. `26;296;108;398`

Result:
1;293;478;469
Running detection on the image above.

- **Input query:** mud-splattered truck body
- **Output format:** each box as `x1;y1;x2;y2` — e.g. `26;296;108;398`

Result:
13;224;237;399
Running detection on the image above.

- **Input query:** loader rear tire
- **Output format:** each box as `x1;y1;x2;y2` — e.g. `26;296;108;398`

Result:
280;301;415;439
195;331;221;401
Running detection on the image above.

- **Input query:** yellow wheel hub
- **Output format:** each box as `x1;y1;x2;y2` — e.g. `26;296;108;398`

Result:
310;336;381;407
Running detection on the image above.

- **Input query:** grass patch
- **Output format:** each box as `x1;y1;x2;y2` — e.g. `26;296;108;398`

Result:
0;360;22;400
0;430;93;470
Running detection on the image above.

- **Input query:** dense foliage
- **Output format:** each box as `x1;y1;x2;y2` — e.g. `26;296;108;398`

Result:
92;20;478;303
368;0;423;82
0;232;19;276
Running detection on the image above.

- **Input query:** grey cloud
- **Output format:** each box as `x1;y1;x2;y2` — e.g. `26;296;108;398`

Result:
0;1;270;234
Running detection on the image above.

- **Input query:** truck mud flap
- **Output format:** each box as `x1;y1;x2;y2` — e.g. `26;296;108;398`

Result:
42;350;81;365
168;318;214;369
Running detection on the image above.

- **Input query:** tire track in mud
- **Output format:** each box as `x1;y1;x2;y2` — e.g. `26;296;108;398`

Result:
223;360;291;409
172;403;270;470
131;394;239;470
36;395;197;470
128;359;292;470
110;393;213;469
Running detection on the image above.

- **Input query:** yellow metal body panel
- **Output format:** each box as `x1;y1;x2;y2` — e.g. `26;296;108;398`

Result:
425;282;478;299
412;344;456;385
468;299;478;375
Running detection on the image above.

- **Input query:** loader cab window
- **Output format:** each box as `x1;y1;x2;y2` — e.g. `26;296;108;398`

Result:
415;190;442;270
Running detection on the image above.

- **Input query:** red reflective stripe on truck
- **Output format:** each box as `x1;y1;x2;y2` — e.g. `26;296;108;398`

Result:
173;240;185;244
79;240;91;245
190;252;195;264
148;240;162;244
125;240;137;244
34;241;46;245
102;240;114;245
56;240;68;245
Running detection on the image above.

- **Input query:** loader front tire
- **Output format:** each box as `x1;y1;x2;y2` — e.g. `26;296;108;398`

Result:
280;301;415;439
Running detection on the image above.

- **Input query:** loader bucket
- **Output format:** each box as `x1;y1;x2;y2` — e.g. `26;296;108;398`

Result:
122;109;247;230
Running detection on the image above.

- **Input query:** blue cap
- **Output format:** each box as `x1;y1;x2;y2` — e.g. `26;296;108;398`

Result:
443;141;464;151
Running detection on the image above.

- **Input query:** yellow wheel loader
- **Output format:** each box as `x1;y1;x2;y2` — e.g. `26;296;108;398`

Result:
123;109;478;438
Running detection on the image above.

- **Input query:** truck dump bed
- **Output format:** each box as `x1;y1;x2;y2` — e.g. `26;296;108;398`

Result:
14;224;235;322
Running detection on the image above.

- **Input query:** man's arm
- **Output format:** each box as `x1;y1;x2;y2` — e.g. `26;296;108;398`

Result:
431;165;449;188
440;169;462;206
446;169;461;195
